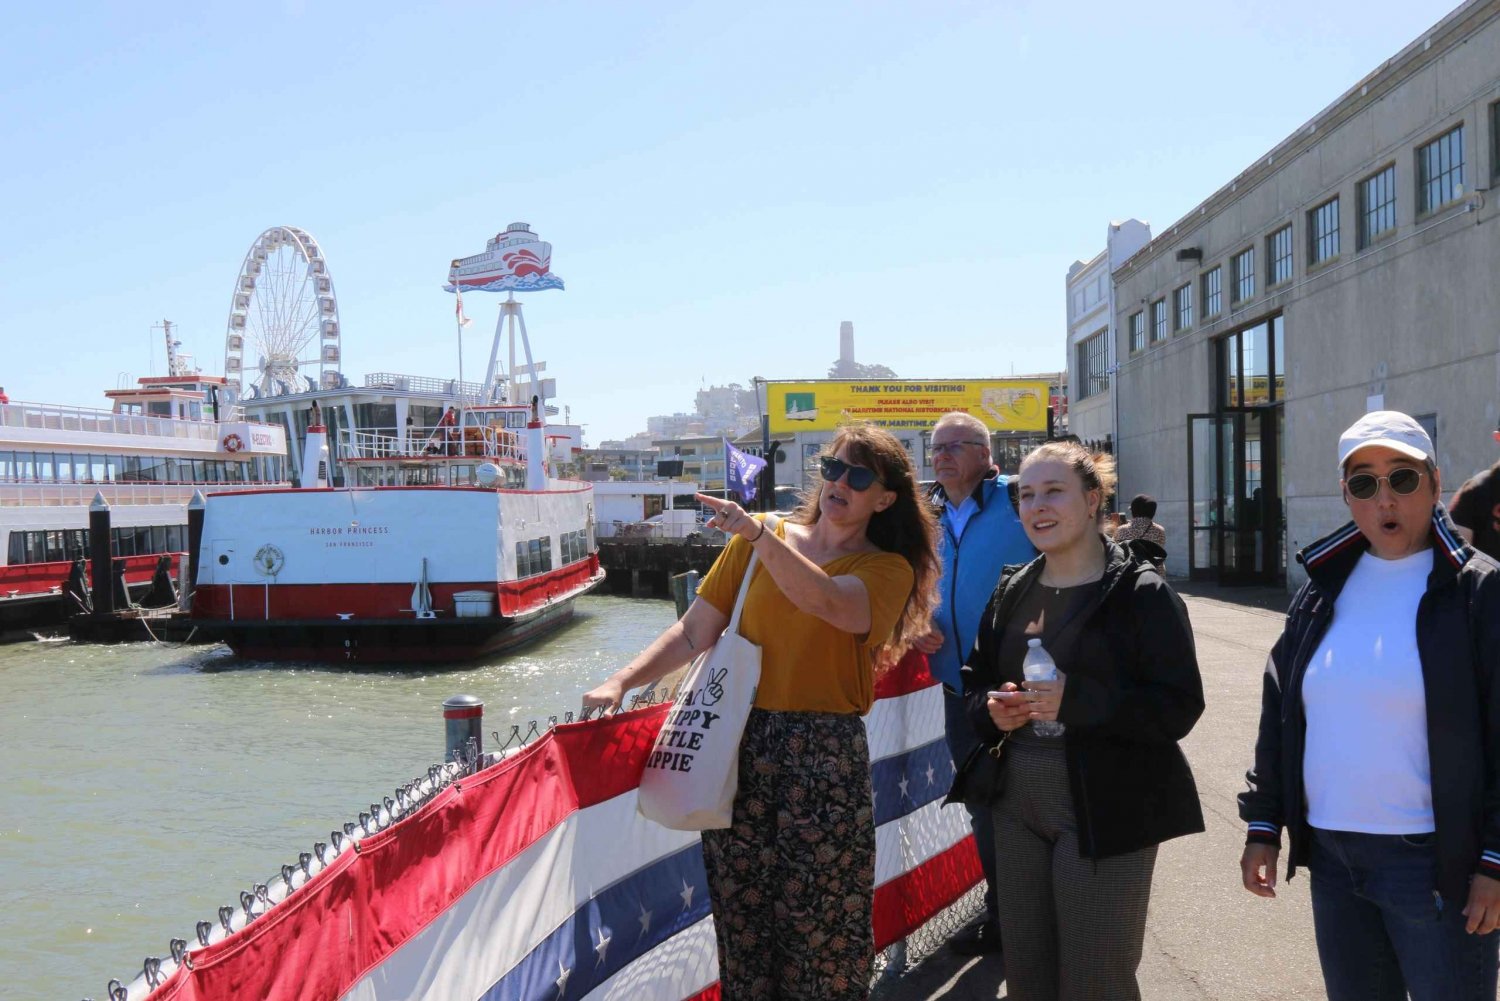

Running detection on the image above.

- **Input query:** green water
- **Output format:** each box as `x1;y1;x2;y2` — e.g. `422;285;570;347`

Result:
0;595;676;1001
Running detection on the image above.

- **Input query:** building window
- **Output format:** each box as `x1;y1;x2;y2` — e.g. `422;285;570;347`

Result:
1129;311;1144;353
1417;124;1464;214
1232;247;1255;303
1359;164;1396;247
1267;225;1293;287
1150;298;1167;344
1201;266;1222;319
1173;283;1193;332
1308;197;1339;265
1493;101;1500;183
1075;329;1109;401
1218;315;1285;408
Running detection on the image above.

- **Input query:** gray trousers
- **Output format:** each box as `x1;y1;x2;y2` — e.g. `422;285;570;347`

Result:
990;736;1158;1001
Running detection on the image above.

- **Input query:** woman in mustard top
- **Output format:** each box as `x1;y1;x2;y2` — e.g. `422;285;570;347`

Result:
584;423;939;1000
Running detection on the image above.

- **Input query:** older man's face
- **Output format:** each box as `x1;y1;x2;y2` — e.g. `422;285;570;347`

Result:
931;425;991;497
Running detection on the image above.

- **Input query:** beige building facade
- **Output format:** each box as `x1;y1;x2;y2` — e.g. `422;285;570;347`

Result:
1113;0;1500;588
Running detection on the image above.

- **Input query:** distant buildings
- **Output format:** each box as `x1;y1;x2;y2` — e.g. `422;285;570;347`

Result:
1065;221;1152;449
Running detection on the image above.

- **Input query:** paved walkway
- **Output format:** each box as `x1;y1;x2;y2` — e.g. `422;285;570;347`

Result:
879;586;1330;1000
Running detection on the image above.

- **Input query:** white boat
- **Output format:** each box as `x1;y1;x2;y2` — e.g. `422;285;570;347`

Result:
190;227;602;663
0;369;289;631
444;222;565;293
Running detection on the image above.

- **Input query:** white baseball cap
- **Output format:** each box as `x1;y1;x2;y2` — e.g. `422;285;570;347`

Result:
1338;410;1434;471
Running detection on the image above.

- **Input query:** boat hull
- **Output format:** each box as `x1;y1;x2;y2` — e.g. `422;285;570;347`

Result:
207;578;599;664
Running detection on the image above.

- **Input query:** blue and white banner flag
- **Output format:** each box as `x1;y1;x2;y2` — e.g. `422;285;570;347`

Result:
723;439;767;504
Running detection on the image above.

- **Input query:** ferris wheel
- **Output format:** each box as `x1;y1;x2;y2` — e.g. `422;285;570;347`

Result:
223;226;343;398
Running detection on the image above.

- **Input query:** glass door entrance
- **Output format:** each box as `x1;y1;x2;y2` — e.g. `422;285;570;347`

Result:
1188;411;1283;584
1187;314;1287;586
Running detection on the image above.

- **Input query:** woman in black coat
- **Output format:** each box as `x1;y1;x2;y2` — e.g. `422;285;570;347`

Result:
955;441;1204;1001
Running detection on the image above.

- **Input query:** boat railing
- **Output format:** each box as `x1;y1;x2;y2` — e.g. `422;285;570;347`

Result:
361;373;486;397
0;480;280;508
0;401;233;441
340;424;527;463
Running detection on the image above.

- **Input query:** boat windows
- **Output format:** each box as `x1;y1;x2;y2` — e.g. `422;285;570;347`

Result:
0;450;278;485
5;524;187;566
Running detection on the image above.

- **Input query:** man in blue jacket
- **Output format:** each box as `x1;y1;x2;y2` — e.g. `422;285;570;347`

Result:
915;411;1036;954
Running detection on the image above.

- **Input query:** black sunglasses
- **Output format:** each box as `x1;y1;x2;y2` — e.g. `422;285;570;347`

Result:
819;455;881;492
1346;467;1424;500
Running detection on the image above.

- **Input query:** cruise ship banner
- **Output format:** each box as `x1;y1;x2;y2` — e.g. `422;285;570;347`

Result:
767;379;1050;434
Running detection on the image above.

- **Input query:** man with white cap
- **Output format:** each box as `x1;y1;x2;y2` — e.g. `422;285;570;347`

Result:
1238;410;1500;999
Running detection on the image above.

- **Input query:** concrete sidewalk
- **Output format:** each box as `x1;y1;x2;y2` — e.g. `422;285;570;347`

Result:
878;588;1328;1000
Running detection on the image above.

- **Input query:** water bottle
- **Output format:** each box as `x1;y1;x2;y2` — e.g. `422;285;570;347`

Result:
1022;638;1066;737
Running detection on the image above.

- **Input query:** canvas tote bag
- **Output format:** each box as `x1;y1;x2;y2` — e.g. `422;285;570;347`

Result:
637;516;777;830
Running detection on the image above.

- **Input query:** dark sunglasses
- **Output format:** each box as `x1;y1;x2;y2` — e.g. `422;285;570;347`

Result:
1346;467;1424;500
819;455;882;492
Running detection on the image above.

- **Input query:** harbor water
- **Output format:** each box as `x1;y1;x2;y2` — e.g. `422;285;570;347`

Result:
0;595;676;1001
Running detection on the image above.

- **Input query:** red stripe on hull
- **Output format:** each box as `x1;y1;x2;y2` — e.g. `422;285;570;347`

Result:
191;557;601;620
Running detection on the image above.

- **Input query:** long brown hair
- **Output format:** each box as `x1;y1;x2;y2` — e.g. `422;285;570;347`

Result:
790;423;940;660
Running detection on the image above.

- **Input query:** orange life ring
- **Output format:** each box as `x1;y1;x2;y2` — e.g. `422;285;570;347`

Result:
222;433;245;453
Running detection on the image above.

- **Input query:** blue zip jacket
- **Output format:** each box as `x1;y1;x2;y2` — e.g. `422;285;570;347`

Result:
929;471;1037;690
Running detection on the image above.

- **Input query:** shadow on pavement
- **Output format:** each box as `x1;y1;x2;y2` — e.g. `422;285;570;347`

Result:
874;951;1006;1001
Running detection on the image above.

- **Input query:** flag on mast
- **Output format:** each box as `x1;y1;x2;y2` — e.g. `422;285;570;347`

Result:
455;291;473;328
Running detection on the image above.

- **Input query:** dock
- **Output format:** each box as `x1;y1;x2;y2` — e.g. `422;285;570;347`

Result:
596;537;724;598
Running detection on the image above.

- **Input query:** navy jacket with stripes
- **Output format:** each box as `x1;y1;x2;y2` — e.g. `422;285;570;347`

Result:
1238;505;1500;903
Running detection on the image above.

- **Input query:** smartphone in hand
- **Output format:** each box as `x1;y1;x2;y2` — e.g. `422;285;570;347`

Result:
987;690;1022;699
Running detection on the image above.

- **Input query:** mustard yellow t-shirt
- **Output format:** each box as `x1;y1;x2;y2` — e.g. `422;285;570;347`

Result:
695;516;915;714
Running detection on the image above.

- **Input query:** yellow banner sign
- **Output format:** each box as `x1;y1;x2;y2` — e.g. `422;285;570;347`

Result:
766;380;1050;434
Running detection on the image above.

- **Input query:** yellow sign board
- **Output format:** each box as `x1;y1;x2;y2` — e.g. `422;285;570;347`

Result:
766;380;1050;435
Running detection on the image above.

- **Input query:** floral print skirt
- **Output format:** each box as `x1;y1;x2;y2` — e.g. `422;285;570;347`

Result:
700;707;876;1001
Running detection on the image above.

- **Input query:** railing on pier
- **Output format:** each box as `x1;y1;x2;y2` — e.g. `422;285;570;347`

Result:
597;518;728;541
0;402;231;442
92;654;982;1001
339;424;527;463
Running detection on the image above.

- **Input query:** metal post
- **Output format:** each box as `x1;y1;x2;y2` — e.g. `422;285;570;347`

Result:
181;490;206;611
669;570;700;619
89;492;113;616
443;695;484;765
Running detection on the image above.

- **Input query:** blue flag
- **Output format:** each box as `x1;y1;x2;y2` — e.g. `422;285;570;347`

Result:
723;437;768;504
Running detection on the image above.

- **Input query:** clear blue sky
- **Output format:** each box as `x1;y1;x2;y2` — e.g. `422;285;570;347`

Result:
0;1;1448;443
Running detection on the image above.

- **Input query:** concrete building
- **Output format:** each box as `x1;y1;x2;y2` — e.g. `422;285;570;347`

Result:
653;435;726;490
576;447;660;481
1065;220;1152;448
1111;0;1500;587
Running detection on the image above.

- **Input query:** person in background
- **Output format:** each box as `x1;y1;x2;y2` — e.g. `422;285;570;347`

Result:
1451;461;1500;560
0;386;9;404
1114;494;1167;573
913;411;1035;955
1239;411;1500;999
960;442;1204;1000
584;423;939;1000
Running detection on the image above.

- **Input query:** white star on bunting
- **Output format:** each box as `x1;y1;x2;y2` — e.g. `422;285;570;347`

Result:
594;926;611;966
555;958;572;998
898;775;910;799
680;879;696;912
637;903;653;938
